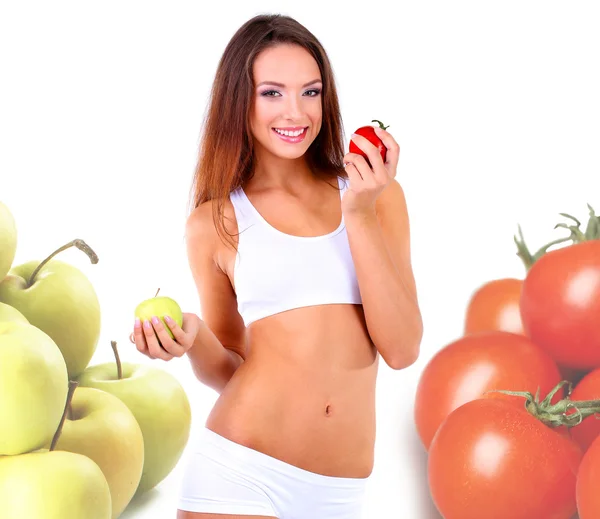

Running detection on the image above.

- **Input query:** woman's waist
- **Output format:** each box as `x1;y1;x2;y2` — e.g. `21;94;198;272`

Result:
215;354;377;424
205;357;378;477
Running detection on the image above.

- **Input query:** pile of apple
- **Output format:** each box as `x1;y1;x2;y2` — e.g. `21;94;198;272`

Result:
0;201;192;519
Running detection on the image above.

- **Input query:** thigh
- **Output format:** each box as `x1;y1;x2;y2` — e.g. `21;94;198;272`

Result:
177;512;278;519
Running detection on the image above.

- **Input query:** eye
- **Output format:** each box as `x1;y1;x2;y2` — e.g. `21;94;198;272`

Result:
261;90;281;97
304;88;321;97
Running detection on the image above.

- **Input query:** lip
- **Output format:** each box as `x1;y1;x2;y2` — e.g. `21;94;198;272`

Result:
273;126;307;131
272;126;308;144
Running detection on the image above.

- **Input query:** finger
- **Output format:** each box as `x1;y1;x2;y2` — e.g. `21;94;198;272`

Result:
166;314;191;345
151;316;187;358
344;161;363;185
373;127;400;171
176;312;203;350
142;319;174;361
133;319;151;356
349;134;384;169
349;134;388;182
344;153;377;184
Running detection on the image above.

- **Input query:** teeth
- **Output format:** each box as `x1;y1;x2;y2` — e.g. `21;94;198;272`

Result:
274;127;306;137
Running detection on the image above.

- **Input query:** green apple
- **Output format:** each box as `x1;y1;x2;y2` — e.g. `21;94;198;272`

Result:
0;201;17;281
49;385;145;519
78;341;192;495
134;288;183;344
0;450;112;518
0;239;101;379
0;301;28;323
0;321;68;455
0;380;112;518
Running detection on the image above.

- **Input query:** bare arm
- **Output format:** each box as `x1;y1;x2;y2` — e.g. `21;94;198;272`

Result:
344;179;422;370
186;319;243;394
184;201;247;393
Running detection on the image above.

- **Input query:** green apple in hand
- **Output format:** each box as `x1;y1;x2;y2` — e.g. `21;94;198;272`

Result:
78;340;192;495
0;321;68;455
0;301;28;324
0;239;101;379
0;201;17;281
49;375;144;519
0;381;112;519
135;288;183;344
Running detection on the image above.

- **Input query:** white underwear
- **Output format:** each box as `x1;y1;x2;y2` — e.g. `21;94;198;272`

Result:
177;426;369;518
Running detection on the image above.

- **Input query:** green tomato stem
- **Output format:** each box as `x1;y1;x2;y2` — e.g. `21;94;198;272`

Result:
50;380;79;451
110;340;122;380
371;119;389;130
486;380;600;428
514;204;600;271
27;239;99;287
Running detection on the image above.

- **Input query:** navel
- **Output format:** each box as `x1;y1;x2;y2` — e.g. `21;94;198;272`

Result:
325;404;332;416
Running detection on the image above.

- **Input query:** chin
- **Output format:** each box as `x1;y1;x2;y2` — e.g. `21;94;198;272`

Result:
272;147;310;160
269;136;315;161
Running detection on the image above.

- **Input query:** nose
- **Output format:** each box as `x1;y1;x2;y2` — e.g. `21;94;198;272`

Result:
283;93;304;120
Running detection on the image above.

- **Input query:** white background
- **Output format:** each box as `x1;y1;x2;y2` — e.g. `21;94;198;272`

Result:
2;1;600;517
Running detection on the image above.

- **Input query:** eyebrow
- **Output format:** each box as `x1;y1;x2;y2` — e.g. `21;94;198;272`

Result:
256;79;323;88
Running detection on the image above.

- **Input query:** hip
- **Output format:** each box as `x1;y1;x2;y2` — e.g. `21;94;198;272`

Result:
178;426;368;518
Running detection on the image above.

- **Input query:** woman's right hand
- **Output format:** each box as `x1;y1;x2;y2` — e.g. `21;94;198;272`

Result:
129;312;202;361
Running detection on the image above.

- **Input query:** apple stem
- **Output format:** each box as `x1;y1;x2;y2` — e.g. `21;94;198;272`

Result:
50;380;78;451
28;239;99;287
111;340;122;380
155;287;160;297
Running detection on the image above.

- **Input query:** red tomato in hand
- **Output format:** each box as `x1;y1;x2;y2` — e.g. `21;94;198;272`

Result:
567;369;600;453
464;278;525;335
349;119;388;164
520;241;600;370
576;433;600;518
414;331;562;450
429;398;582;519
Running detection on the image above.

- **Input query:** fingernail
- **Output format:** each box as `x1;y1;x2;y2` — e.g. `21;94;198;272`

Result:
143;319;151;329
351;133;358;139
134;318;141;329
164;315;172;323
151;316;160;325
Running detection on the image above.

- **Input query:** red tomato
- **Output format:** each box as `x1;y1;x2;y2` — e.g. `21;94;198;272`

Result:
464;278;525;335
414;331;562;450
567;369;600;453
520;240;600;370
429;398;582;519
576;432;600;518
349;119;388;165
558;364;589;388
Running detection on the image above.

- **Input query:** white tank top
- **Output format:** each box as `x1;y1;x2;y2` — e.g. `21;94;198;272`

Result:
230;175;362;327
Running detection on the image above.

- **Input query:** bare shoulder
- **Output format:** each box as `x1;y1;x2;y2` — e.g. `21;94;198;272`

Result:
186;200;215;238
185;197;238;259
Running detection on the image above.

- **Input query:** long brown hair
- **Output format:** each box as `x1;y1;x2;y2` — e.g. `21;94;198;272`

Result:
188;13;347;251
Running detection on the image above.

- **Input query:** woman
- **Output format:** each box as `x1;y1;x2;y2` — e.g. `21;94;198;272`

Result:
131;13;422;519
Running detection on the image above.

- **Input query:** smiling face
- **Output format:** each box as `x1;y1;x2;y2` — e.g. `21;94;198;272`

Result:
250;44;323;162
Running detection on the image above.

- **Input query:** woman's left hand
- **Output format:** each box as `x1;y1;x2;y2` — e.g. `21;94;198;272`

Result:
342;126;400;216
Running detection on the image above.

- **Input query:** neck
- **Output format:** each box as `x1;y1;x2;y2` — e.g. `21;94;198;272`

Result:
249;149;316;191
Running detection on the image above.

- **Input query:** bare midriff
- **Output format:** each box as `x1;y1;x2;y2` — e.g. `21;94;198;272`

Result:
205;303;379;479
